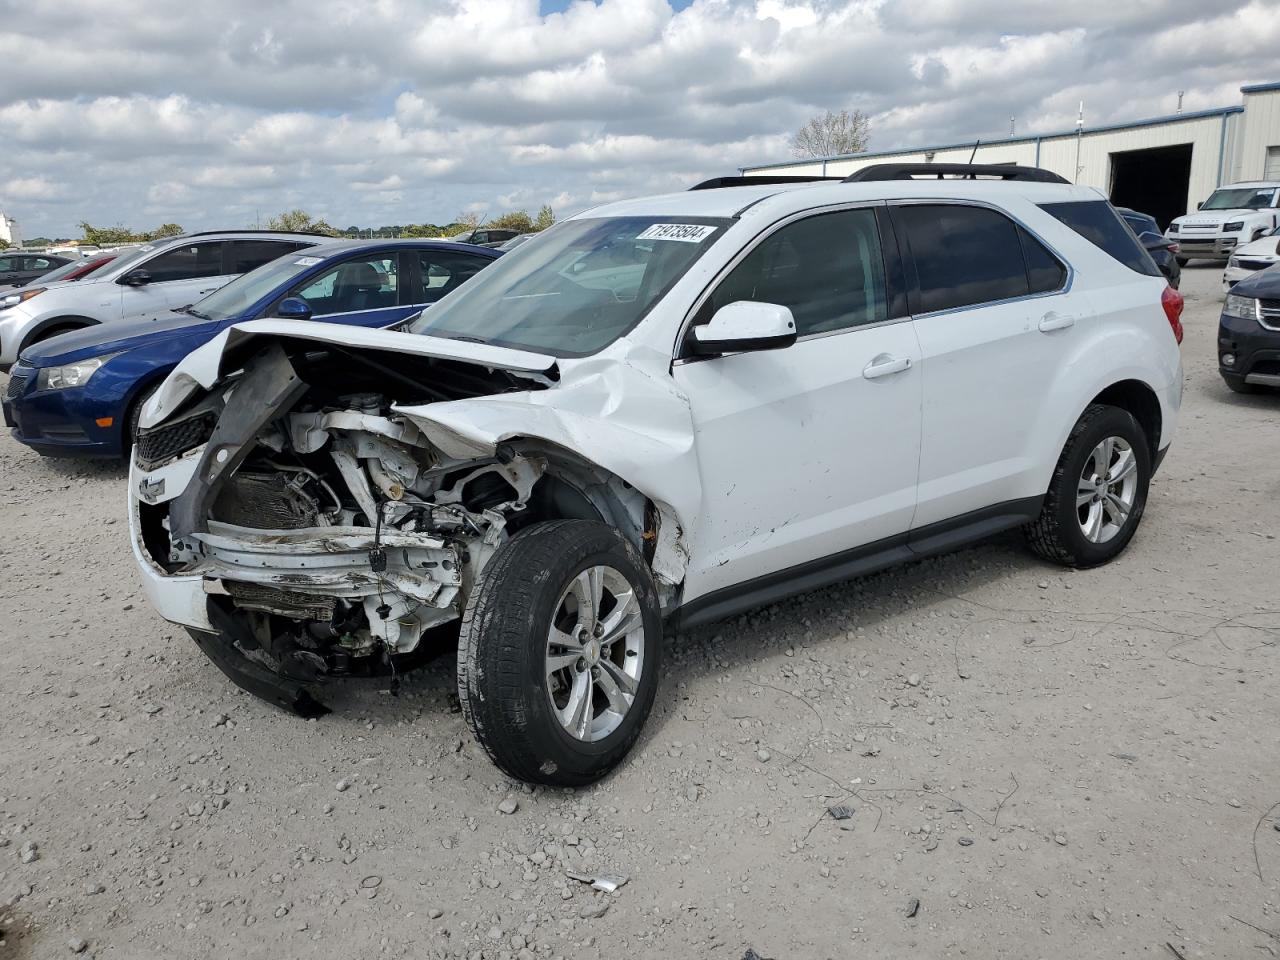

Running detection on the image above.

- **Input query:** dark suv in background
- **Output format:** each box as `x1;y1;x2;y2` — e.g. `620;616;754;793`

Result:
0;251;73;287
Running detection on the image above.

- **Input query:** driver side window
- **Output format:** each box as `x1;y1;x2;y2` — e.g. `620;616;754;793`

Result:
697;209;889;337
288;256;399;316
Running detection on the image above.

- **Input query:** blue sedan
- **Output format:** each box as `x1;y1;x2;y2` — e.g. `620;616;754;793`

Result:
2;240;501;459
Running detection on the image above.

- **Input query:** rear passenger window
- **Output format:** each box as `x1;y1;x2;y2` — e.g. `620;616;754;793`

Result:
228;240;308;274
1019;228;1067;294
897;205;1030;313
145;242;225;282
418;251;491;303
701;208;888;337
1039;200;1161;277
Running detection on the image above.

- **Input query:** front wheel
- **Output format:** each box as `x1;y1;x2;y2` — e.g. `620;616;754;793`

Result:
457;519;662;786
1024;404;1151;567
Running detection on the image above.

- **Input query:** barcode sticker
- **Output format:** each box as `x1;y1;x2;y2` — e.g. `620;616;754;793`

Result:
635;223;717;243
294;256;322;266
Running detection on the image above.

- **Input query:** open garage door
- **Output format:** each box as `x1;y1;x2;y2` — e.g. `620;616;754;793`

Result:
1109;144;1193;231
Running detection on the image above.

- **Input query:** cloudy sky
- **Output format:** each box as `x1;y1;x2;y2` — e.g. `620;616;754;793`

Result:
1;0;1278;238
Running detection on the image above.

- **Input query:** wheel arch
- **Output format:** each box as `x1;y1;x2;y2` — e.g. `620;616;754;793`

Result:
19;314;101;356
1088;379;1162;460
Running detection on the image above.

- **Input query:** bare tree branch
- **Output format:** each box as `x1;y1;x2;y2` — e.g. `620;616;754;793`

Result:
791;109;871;159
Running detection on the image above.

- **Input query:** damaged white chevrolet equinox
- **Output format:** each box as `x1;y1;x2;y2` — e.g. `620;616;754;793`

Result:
129;164;1184;785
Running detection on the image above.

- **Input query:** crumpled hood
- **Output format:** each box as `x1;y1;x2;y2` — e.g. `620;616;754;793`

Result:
21;311;216;366
142;318;558;428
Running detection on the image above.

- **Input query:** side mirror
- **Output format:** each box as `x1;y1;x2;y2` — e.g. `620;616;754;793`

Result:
690;301;797;356
1138;231;1169;251
121;269;151;286
275;297;313;321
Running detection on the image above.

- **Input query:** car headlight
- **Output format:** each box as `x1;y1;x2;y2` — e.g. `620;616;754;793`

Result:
1224;220;1245;233
1223;293;1261;321
0;286;46;310
1167;222;1179;234
1228;258;1240;267
35;352;121;390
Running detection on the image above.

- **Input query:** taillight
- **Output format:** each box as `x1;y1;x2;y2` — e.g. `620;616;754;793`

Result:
1161;285;1184;344
1166;242;1180;254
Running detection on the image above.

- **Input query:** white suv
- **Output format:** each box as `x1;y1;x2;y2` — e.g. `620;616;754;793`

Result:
0;231;320;370
127;164;1184;785
1166;181;1280;265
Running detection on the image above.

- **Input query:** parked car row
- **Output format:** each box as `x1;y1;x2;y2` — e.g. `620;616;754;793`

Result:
3;236;501;457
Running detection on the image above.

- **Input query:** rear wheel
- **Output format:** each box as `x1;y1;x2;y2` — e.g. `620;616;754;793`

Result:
457;519;662;786
1025;404;1151;567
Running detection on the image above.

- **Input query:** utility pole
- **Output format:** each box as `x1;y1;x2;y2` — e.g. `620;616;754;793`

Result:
1009;116;1015;136
1177;90;1184;114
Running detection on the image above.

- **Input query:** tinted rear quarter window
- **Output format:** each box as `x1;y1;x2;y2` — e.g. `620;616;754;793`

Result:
897;204;1030;313
1040;201;1161;277
228;239;309;273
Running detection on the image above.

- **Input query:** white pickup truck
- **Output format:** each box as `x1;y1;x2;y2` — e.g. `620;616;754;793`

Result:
1166;181;1280;265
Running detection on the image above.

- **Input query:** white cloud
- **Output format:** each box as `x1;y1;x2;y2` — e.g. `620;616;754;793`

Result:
0;0;1272;237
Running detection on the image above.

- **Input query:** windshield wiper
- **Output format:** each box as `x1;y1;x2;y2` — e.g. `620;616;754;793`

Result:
172;304;213;321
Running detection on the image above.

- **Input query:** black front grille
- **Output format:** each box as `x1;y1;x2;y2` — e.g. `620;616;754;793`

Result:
6;371;29;400
135;412;216;469
1238;259;1273;271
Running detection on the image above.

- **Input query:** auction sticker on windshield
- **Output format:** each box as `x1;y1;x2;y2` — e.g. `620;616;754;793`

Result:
295;256;322;266
636;224;717;243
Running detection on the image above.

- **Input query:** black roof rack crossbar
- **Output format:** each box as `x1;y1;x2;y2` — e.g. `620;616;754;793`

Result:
843;163;1070;184
690;175;844;190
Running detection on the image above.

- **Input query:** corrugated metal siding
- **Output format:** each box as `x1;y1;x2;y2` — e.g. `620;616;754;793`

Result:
1238;89;1280;181
743;92;1280;218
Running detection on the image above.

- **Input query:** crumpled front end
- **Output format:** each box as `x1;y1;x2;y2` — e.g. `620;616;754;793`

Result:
130;338;561;706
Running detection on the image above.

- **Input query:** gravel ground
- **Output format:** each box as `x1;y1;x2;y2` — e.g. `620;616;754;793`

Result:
1;265;1278;960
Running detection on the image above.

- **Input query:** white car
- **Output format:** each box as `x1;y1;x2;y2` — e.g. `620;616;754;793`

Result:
1223;225;1280;290
1166;181;1280;265
0;231;320;370
128;164;1184;785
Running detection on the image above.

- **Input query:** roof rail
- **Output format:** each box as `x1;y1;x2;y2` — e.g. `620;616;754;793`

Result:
169;228;339;240
690;175;844;190
843;163;1070;184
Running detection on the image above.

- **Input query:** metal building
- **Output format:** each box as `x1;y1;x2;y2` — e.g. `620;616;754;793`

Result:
742;82;1280;230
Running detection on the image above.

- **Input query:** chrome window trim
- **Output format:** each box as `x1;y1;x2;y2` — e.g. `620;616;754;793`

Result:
672;200;896;364
887;197;1075;321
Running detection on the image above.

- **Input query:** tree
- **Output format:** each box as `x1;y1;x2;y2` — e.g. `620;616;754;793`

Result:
454;211;482;231
485;210;535;233
533;205;555;231
79;222;141;246
152;223;184;238
790;108;870;159
264;209;339;236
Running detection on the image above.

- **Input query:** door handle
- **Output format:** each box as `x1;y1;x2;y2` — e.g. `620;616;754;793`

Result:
1038;312;1076;332
862;355;912;379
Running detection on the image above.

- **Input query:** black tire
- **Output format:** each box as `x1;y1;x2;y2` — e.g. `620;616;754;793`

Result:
457;519;662;786
125;383;160;455
1024;404;1151;568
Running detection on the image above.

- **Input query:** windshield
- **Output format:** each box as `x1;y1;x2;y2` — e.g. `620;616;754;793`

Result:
189;251;322;321
409;216;728;355
1201;187;1277;211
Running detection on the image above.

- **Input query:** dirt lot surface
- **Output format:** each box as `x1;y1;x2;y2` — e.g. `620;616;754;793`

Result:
1;265;1278;960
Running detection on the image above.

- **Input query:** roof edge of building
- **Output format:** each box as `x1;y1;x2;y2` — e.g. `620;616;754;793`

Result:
744;105;1246;172
1241;81;1280;95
